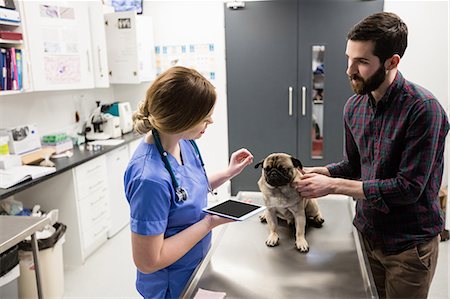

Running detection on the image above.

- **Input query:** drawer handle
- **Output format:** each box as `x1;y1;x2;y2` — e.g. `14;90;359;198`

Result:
90;196;104;206
88;181;103;190
86;165;101;174
91;210;107;222
94;226;107;237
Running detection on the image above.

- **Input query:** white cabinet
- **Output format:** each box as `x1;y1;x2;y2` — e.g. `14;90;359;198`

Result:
73;155;110;257
87;1;112;88
105;144;130;237
15;155;110;267
104;11;155;84
21;1;94;91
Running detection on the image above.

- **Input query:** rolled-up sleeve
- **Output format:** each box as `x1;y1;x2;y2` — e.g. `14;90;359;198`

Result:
362;180;390;213
128;178;171;236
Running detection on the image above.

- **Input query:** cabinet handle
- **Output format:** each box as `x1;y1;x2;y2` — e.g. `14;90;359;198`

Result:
86;50;91;72
86;165;101;174
92;210;107;222
97;47;103;77
94;225;107;237
301;86;307;116
288;87;293;116
90;195;105;206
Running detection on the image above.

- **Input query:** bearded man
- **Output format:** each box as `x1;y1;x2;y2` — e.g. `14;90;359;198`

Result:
294;12;449;299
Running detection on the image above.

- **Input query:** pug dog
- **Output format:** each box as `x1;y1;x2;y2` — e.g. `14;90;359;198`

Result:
255;153;324;252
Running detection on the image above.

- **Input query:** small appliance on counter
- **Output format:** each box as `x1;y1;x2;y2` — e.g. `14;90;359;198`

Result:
85;101;122;141
0;124;41;155
104;102;133;134
101;114;121;138
85;102;110;141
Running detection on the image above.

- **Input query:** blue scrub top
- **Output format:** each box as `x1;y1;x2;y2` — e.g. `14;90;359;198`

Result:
124;138;211;299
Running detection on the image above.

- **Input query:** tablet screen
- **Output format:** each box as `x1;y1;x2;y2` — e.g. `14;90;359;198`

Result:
203;199;265;220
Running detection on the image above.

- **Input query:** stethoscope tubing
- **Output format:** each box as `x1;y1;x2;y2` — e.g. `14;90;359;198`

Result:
152;129;212;202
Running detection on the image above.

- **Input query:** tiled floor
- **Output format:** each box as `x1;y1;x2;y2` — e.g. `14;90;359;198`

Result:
63;223;449;299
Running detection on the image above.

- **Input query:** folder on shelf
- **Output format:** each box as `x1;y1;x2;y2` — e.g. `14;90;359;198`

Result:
0;47;6;90
5;48;11;90
15;48;21;89
10;47;17;90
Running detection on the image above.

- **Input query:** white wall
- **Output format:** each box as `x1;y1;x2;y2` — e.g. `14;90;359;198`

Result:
143;1;231;200
384;1;449;189
385;0;449;228
0;88;115;136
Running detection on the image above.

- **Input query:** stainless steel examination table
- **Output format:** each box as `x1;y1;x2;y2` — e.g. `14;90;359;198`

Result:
181;194;378;299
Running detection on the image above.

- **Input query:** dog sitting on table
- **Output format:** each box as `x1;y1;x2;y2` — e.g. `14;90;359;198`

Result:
255;153;324;253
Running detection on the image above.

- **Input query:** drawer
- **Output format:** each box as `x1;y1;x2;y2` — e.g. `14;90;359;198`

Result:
82;216;110;251
74;155;107;186
78;191;110;233
76;179;108;201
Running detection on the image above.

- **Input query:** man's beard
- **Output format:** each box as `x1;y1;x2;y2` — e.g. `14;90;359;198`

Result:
349;64;386;95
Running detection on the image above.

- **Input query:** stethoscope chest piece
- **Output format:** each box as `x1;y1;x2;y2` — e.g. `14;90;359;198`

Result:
175;187;188;202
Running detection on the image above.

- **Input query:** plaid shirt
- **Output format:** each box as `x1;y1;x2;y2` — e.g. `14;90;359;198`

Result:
327;71;449;254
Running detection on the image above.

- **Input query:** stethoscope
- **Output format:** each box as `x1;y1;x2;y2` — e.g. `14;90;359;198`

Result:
152;129;214;202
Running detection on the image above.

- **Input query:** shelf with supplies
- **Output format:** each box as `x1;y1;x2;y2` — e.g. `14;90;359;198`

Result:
0;46;24;92
1;1;113;93
1;1;26;93
0;38;21;45
0;20;20;26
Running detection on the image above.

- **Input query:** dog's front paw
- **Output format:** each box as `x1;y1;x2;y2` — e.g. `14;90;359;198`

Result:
265;232;279;247
295;238;309;253
259;212;267;223
309;215;325;228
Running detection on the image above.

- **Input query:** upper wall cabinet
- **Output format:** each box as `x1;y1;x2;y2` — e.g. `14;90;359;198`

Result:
104;11;155;84
21;1;95;91
88;1;112;88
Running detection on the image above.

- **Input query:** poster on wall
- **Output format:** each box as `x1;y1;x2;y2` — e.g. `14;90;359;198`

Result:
154;43;217;83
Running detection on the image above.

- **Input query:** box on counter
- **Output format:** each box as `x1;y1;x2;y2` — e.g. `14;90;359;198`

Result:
0;125;41;155
42;139;73;155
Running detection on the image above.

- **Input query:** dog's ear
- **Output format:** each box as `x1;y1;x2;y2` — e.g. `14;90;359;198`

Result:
254;160;264;169
291;157;303;169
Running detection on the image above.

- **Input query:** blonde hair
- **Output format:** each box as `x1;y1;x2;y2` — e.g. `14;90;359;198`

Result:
133;66;216;134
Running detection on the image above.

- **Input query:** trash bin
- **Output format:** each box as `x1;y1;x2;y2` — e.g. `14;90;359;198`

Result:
18;222;66;299
0;245;20;299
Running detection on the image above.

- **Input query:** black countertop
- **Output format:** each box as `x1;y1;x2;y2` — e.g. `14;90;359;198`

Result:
0;132;143;200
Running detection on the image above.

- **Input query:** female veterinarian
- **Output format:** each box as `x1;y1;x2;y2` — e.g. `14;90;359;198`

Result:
124;66;253;299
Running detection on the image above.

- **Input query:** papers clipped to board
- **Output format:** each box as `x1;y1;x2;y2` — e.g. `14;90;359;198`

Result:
0;165;56;189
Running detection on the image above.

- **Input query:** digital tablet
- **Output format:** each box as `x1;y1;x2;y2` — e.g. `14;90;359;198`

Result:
203;199;266;221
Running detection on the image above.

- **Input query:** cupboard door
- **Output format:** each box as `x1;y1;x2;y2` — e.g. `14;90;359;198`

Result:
104;11;155;84
88;1;112;88
225;0;298;194
297;0;384;166
105;145;130;238
21;1;94;91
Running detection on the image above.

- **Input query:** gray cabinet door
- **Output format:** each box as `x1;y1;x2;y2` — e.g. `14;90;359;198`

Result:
297;0;384;166
225;0;298;194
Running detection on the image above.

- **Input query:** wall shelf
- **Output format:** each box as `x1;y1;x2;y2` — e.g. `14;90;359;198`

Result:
0;20;20;26
0;38;22;45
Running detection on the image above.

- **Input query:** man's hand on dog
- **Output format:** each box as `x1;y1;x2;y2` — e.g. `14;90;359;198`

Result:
293;171;335;199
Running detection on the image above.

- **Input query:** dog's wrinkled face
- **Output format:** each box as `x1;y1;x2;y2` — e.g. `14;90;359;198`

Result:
255;153;303;187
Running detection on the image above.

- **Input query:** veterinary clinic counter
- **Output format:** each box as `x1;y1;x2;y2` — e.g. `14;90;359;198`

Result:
181;194;378;299
0;132;142;200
